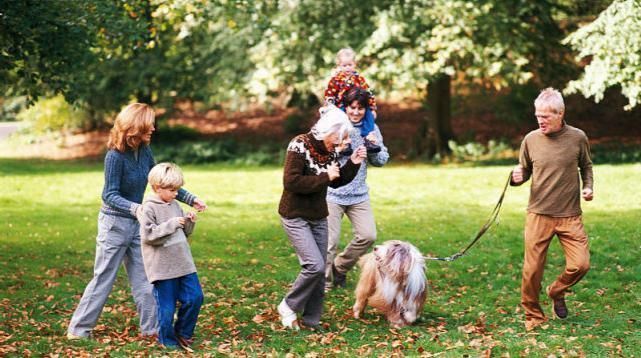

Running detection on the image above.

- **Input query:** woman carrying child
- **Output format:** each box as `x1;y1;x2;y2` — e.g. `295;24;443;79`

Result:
324;47;380;154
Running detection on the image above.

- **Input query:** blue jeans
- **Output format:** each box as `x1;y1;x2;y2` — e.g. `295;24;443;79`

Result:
153;273;203;347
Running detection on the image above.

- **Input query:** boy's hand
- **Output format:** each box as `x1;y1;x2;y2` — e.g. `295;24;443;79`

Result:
365;132;377;144
193;198;207;212
186;211;197;222
177;217;186;226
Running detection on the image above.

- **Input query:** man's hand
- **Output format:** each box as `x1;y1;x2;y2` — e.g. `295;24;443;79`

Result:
327;162;340;181
350;145;367;164
582;188;594;201
512;165;524;184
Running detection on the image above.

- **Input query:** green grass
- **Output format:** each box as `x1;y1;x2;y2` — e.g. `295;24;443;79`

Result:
1;158;640;356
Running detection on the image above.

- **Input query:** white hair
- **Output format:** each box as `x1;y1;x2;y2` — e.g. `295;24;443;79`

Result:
311;105;353;143
534;87;565;114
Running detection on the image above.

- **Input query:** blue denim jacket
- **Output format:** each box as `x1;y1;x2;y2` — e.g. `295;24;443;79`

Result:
100;146;195;218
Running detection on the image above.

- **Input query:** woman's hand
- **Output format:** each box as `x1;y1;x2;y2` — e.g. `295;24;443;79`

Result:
350;145;367;164
328;162;340;181
192;198;208;212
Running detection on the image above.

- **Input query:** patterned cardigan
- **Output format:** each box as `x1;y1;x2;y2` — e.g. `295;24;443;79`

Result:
278;133;359;220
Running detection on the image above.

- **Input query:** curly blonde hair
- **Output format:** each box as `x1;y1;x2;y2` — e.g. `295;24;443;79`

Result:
107;103;155;152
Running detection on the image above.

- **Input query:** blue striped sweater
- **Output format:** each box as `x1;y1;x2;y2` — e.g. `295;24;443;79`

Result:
100;145;196;218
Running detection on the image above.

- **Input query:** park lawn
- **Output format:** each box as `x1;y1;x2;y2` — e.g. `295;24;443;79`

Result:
0;158;640;356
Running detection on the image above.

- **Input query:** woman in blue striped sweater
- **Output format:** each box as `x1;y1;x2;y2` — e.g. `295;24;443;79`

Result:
67;103;207;340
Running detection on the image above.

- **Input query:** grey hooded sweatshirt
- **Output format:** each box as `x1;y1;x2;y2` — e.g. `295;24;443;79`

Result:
138;193;196;283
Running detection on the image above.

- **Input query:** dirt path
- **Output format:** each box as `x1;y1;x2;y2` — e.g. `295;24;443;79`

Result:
0;122;19;141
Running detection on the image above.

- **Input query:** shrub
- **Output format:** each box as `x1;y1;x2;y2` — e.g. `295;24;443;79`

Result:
283;112;309;135
447;139;515;163
0;96;28;121
17;95;90;133
153;124;201;144
153;139;284;165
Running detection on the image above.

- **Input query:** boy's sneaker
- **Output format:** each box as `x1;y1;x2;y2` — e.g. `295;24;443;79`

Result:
364;139;381;154
177;336;195;353
277;299;300;330
546;285;568;319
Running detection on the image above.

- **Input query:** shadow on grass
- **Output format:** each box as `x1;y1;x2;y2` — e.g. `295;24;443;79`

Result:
0;158;102;176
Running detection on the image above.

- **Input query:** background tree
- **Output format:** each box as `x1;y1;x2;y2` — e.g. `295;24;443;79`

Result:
563;0;641;110
248;0;393;108
0;0;96;103
360;0;578;157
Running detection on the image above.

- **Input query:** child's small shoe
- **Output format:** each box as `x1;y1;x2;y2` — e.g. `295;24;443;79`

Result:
277;299;300;330
364;139;381;154
177;336;195;352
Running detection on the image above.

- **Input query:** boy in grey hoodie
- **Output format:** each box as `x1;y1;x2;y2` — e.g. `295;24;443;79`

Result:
138;162;202;352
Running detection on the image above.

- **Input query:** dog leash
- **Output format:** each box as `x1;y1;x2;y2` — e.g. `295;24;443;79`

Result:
424;170;513;262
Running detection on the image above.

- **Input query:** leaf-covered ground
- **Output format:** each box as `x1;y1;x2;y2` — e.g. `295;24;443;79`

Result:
1;159;640;356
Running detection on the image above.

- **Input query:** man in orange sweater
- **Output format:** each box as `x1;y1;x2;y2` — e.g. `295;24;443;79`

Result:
510;88;594;332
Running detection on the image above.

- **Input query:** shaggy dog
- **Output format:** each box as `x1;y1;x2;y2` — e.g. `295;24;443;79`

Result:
353;240;427;327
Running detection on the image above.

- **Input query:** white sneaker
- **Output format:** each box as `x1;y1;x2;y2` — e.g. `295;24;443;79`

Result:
277;299;299;330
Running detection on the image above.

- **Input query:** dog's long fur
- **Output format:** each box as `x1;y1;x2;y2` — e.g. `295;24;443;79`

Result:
353;240;427;327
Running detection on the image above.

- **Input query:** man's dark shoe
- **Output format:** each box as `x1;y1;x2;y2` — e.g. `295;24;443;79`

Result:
547;285;568;319
364;139;381;154
339;143;353;156
552;297;568;319
332;264;346;288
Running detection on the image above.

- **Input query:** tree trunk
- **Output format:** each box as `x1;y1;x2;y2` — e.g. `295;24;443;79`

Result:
417;74;454;158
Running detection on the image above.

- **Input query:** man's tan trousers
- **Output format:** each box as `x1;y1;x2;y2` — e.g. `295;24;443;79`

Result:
522;213;590;325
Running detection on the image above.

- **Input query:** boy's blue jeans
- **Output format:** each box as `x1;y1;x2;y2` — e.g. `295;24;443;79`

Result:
153;272;203;347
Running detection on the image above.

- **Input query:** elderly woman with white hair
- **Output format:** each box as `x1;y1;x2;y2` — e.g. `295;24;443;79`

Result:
277;105;367;330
